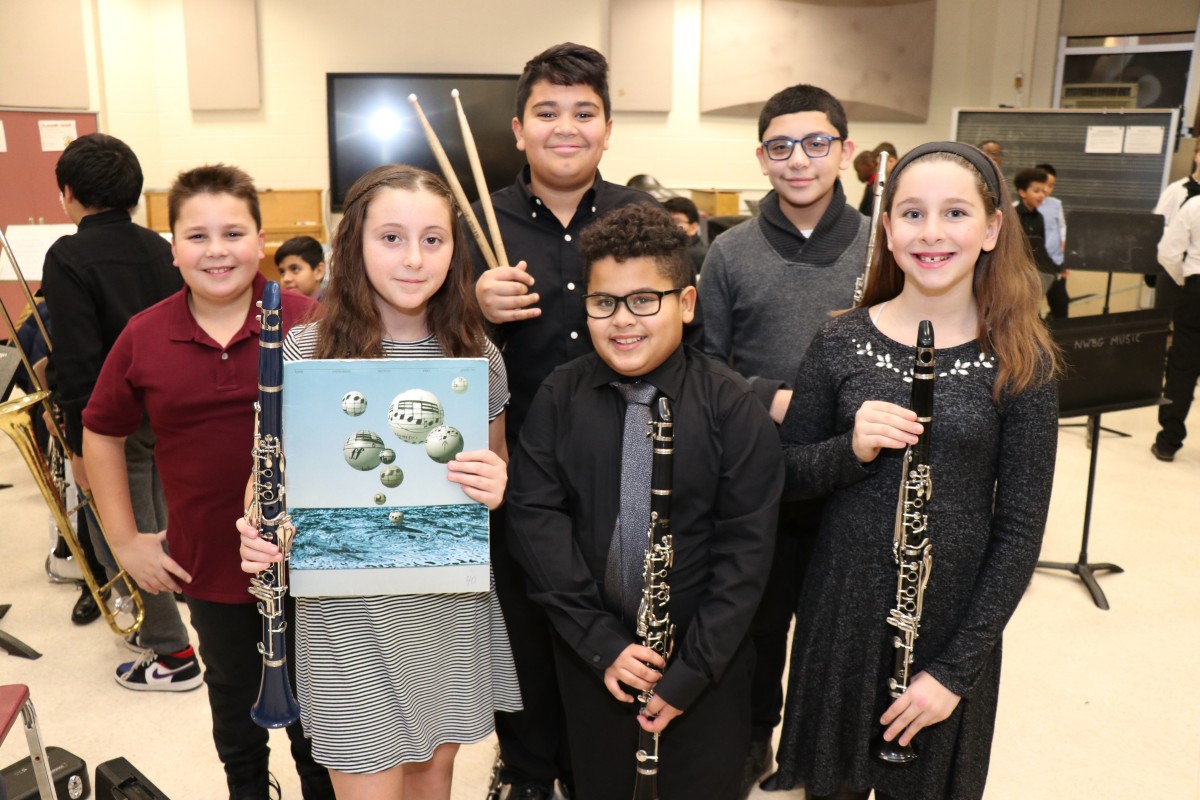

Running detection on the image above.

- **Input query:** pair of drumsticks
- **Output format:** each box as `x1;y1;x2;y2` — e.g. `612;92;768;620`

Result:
407;92;508;269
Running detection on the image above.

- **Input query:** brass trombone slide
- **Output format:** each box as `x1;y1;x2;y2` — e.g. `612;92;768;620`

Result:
0;228;144;636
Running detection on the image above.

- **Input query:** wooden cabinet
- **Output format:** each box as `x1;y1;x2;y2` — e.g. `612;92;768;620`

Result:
144;188;326;281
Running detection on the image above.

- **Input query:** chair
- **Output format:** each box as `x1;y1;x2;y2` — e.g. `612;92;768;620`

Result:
0;685;56;799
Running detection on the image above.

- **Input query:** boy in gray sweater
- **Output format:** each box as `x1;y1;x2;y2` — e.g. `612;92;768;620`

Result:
697;83;869;796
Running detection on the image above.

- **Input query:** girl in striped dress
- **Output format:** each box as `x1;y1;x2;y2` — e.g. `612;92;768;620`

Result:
238;164;521;799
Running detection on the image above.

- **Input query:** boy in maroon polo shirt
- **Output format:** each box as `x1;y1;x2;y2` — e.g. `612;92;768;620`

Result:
83;165;334;800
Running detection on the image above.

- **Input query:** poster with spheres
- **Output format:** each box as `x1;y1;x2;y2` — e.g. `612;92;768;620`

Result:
282;357;489;596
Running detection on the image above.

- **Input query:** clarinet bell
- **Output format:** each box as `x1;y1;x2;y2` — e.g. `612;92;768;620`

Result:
873;734;918;766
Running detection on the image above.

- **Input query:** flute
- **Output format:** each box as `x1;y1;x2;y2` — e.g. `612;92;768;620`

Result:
853;153;889;306
874;319;934;765
249;281;302;729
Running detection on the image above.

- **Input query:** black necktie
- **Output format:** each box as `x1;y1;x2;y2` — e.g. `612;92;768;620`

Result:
604;380;657;623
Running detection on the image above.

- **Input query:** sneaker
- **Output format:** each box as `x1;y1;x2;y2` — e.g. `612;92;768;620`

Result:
115;646;203;692
1151;442;1176;462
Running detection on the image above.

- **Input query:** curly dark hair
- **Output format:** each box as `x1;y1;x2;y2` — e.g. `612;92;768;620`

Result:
580;203;693;288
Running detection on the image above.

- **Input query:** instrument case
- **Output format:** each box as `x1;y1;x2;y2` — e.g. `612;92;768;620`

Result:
0;745;88;799
94;757;172;799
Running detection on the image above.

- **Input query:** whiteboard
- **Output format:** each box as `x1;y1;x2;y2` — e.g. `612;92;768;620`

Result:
952;108;1179;214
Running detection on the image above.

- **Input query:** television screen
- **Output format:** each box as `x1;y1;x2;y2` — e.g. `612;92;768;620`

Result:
326;73;526;212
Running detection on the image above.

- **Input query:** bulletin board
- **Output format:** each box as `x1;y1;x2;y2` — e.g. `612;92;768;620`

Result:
952;108;1179;214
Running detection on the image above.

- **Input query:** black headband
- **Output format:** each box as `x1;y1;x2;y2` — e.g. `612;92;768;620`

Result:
890;141;1004;202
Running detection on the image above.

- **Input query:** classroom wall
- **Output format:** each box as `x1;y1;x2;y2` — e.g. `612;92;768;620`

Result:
75;0;1066;214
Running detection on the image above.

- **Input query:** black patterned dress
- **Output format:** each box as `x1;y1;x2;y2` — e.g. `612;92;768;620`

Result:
773;308;1058;799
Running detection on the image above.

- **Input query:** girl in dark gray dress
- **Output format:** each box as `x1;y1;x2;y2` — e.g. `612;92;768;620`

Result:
773;142;1061;800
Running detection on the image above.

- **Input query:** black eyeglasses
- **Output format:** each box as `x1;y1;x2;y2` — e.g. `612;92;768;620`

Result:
761;134;843;161
582;289;684;319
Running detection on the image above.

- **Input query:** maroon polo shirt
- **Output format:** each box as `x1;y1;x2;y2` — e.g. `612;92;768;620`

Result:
84;274;315;603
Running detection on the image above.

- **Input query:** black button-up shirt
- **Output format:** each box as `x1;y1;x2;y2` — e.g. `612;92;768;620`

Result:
470;168;664;446
41;209;183;452
506;344;782;710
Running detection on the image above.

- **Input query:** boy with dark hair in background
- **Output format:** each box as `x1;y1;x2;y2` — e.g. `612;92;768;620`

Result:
507;203;781;799
469;42;664;799
697;83;869;794
663;196;708;273
39;132;196;681
1013;166;1064;317
274;235;326;298
1035;162;1070;318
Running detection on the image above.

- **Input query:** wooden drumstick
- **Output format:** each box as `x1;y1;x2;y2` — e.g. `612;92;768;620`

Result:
407;93;497;269
452;88;508;267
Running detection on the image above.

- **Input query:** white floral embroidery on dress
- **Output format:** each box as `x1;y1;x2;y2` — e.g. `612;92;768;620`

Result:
856;336;995;382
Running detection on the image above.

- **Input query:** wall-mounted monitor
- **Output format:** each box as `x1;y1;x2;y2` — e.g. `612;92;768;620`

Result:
326;73;526;212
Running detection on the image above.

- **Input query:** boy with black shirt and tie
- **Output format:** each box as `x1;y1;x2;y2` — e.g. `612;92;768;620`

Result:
507;204;781;800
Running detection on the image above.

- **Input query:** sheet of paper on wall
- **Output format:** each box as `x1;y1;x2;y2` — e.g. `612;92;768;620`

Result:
1123;126;1165;155
0;224;77;280
0;121;7;153
38;120;77;152
1084;126;1124;154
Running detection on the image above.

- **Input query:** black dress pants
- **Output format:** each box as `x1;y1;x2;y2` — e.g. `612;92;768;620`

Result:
1158;274;1200;453
748;499;822;742
492;505;572;787
184;596;333;800
551;633;754;800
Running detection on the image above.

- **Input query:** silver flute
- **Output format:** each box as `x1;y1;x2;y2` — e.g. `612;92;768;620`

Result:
853;152;890;306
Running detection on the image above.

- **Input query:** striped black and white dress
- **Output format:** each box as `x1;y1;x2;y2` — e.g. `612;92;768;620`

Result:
283;323;522;773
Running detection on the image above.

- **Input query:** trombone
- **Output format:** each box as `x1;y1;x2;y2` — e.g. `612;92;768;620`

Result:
0;227;144;636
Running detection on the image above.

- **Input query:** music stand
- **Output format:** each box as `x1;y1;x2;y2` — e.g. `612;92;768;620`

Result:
1038;310;1170;610
1062;210;1165;314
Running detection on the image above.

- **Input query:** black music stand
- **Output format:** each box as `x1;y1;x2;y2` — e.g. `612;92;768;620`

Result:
1038;311;1170;610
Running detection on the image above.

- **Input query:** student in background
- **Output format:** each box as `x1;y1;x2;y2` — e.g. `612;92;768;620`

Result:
1013;167;1065;318
84;164;333;800
468;42;663;799
39;133;194;662
507;203;781;799
1036;163;1069;318
275;235;327;298
698;83;870;795
663;196;709;273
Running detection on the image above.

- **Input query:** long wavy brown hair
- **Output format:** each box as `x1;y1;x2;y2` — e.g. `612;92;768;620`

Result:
859;150;1061;400
315;165;484;360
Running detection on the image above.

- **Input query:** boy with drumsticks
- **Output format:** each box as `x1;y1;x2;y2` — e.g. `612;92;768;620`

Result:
466;42;665;799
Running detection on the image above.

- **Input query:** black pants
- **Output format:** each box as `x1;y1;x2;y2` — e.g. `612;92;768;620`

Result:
1158;274;1200;453
551;633;754;800
492;506;572;787
1046;276;1070;319
749;499;822;742
184;596;334;800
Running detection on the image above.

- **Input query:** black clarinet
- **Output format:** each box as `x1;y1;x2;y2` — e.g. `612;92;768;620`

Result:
875;320;935;765
248;281;302;728
632;397;676;800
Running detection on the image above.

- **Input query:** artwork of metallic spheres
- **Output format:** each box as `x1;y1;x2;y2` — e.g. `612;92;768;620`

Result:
388;510;405;525
341;391;367;416
451;376;468;394
425;425;464;464
343;430;385;470
387;389;444;444
379;448;396;464
380;465;404;488
373;493;386;506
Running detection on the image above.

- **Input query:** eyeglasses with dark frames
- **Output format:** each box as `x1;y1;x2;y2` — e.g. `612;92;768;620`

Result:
582;289;685;319
761;134;844;161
